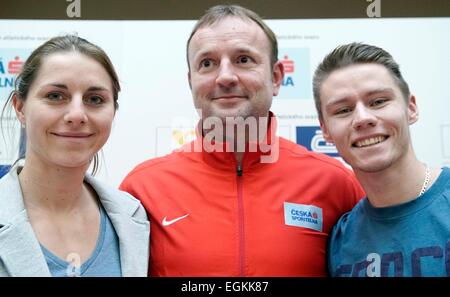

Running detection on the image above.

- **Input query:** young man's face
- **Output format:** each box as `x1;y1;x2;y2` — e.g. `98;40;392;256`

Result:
319;63;418;173
187;16;283;122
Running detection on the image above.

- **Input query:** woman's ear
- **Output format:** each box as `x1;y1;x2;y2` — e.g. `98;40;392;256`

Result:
12;93;26;126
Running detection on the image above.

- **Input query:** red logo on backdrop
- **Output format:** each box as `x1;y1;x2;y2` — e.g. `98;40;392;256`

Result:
8;56;24;74
281;55;294;73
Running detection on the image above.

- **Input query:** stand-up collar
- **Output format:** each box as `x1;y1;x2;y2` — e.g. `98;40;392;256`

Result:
190;112;279;172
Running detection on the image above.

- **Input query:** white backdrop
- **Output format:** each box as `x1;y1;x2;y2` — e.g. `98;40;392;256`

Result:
1;18;449;186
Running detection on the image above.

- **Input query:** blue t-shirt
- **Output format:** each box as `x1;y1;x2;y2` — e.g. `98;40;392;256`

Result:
41;205;122;277
329;167;450;277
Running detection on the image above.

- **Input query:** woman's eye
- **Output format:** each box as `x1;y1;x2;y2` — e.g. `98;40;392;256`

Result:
85;95;104;105
46;92;64;101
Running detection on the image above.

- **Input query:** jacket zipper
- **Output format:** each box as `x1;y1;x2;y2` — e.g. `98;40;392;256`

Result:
236;163;245;276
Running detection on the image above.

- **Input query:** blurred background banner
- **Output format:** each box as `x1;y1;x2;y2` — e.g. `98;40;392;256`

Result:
1;0;449;183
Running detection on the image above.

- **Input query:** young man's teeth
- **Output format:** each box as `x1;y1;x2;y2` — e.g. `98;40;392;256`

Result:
356;136;386;147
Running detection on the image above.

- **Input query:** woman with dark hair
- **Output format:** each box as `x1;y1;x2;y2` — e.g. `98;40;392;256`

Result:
0;35;149;277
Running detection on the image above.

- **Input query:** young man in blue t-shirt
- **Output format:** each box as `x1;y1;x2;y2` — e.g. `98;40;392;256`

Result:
313;42;450;277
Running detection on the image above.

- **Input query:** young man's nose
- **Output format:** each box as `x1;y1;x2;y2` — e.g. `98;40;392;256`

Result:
352;103;377;130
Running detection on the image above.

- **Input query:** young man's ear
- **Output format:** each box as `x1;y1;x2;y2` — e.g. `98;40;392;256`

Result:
272;60;285;96
188;71;192;90
320;119;334;144
407;95;419;125
12;93;26;125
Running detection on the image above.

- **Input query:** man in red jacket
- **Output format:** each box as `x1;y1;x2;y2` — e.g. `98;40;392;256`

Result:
120;4;364;276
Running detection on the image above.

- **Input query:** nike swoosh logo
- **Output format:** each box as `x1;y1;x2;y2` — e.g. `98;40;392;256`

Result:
162;214;189;226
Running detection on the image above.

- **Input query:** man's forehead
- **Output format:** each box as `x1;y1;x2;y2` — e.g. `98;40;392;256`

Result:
194;18;261;40
198;16;256;31
189;18;269;54
322;64;399;92
331;63;394;80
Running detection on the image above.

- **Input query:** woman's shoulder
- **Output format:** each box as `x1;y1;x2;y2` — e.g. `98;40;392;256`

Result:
0;167;20;187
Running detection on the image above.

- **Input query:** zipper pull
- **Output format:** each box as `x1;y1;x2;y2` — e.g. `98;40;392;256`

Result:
237;164;243;176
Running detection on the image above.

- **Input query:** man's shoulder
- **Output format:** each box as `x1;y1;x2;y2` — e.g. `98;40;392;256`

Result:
278;137;352;175
123;147;198;179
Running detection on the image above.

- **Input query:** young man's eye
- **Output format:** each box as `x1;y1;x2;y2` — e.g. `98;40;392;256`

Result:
372;98;388;107
335;107;352;115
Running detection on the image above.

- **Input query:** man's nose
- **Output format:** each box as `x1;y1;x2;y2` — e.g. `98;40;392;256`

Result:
215;60;238;88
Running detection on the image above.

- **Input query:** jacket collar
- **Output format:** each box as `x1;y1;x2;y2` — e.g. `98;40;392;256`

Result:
0;167;51;276
186;111;279;172
84;175;150;277
0;168;149;277
0;166;28;227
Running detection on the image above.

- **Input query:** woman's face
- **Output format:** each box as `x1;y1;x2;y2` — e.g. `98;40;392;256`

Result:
14;52;116;170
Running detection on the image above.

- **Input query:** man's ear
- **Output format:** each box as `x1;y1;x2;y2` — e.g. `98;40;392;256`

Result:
12;93;26;125
320;119;334;144
407;95;418;125
272;61;284;96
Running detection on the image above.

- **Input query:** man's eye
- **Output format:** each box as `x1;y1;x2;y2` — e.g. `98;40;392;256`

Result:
237;56;251;64
200;59;213;68
46;92;64;101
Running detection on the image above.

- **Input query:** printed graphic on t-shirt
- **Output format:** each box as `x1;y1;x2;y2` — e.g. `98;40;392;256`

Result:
334;241;450;277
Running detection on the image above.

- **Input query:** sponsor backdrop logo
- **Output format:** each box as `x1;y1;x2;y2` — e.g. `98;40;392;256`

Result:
277;48;311;99
0;49;30;105
296;126;339;157
1;49;29;178
156;127;196;156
